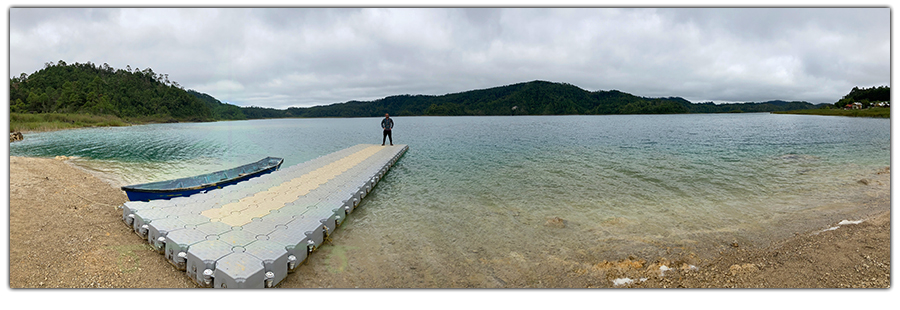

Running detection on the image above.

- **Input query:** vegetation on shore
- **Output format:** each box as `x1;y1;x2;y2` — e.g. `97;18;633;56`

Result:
833;85;890;109
9;61;249;126
773;107;890;118
15;60;888;132
6;112;201;132
772;85;891;118
283;81;820;117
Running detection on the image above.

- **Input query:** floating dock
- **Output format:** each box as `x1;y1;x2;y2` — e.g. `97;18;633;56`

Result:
120;144;408;288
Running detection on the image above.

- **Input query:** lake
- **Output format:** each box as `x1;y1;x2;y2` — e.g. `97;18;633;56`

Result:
10;113;890;286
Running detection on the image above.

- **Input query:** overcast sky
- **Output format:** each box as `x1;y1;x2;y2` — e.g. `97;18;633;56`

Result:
8;7;891;108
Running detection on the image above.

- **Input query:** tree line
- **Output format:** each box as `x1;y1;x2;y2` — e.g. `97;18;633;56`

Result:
833;86;890;108
285;80;817;117
11;61;829;122
291;81;695;116
10;60;218;121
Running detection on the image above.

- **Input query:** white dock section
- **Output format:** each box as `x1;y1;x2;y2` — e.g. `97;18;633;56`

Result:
120;144;408;288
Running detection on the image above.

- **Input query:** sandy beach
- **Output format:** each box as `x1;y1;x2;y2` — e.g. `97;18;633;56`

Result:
7;155;891;289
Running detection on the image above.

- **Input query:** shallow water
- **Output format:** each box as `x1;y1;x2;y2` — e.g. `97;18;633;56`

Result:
10;113;890;284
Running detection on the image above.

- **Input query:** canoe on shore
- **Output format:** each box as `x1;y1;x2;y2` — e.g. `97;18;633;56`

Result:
121;157;284;201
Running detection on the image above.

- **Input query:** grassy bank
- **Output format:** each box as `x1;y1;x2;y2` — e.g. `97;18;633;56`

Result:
772;107;890;118
9;112;130;132
8;113;191;133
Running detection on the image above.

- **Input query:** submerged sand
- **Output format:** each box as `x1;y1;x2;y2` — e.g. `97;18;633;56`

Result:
7;156;890;288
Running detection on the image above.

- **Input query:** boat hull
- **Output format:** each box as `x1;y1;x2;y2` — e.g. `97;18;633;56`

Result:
122;157;283;201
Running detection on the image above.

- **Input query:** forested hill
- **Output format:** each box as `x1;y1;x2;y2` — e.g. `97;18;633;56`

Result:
9;61;244;121
10;62;820;121
285;80;818;117
833;86;890;108
287;81;691;117
185;89;247;120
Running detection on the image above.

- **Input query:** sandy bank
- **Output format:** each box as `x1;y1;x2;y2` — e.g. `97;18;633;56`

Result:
7;156;891;288
8;156;195;288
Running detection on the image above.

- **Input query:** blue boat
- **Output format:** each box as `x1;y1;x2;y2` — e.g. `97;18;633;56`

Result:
121;157;284;201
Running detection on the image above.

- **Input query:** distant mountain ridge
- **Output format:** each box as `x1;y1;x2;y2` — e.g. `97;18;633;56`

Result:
10;62;822;121
283;80;818;117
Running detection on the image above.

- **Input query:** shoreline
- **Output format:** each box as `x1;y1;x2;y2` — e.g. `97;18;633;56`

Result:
772;107;890;118
10;108;889;137
7;155;891;288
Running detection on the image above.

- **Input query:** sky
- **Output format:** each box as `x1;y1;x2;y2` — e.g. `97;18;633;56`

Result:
7;7;892;109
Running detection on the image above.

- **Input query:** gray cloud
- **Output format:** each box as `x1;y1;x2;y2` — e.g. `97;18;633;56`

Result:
9;8;890;108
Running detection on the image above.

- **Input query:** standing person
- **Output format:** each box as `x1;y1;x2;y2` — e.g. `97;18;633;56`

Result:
381;113;394;146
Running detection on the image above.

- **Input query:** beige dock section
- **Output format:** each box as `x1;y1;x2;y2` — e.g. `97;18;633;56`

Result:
121;144;408;288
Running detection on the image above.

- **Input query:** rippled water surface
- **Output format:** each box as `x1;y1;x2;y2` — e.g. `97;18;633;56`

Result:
11;114;891;272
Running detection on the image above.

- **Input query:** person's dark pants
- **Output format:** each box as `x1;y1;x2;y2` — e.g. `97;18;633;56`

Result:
383;129;392;145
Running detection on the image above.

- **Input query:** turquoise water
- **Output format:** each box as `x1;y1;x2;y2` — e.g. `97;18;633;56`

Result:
10;114;891;266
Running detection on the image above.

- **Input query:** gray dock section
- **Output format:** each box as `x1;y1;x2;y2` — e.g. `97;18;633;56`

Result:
120;144;408;288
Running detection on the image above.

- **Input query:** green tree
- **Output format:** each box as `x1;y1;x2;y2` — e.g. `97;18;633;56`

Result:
10;61;215;121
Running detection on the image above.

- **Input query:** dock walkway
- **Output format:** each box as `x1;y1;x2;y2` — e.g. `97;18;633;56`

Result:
120;144;408;288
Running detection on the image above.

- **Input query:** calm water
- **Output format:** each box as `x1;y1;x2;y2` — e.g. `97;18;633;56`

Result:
10;114;891;270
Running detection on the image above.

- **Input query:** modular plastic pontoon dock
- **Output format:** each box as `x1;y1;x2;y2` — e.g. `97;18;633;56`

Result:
120;144;408;288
